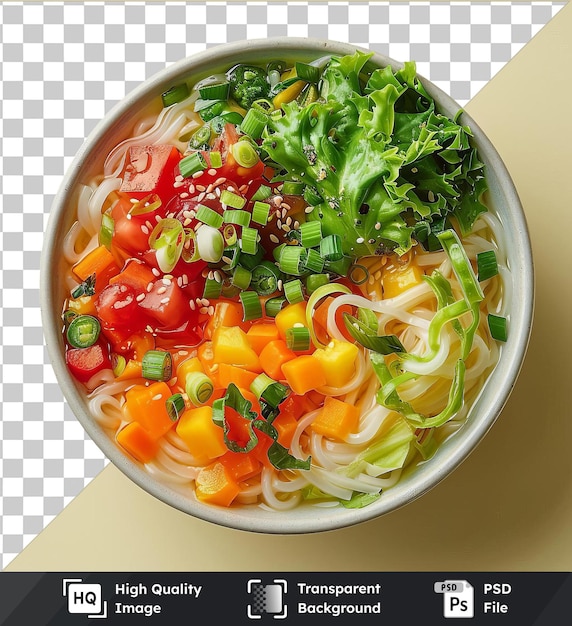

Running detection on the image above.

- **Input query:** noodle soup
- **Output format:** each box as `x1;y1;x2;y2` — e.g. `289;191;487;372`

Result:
53;44;515;518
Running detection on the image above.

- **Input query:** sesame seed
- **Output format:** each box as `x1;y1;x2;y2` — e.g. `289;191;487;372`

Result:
155;214;162;222
269;234;279;244
188;184;195;194
208;168;217;176
147;282;153;292
130;198;138;203
227;186;235;193
182;274;189;286
184;217;192;226
356;237;365;244
160;297;170;305
206;193;216;200
192;170;204;179
157;286;167;295
293;322;304;328
146;325;154;333
214;177;226;187
178;350;189;356
201;269;209;278
197;192;206;202
141;225;149;235
286;217;292;226
273;195;283;207
277;279;283;291
276;219;282;229
208;305;214;316
368;275;375;285
136;293;145;302
201;298;210;307
199;306;209;314
281;208;288;219
293;220;300;229
222;256;232;265
126;213;132;220
208;270;214;280
146;220;154;230
162;278;172;285
213;270;222;283
173;180;184;188
151;267;160;277
152;394;163;402
305;206;314;214
215;187;221;197
175;175;184;183
374;270;382;280
189;300;196;310
239;184;248;193
180;192;189;199
177;277;183;287
374;222;381;230
196;184;206;192
281;202;291;211
281;224;290;232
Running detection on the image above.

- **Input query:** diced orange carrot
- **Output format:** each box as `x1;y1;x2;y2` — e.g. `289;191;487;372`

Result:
114;358;143;381
274;301;308;341
281;355;327;395
312;296;355;343
246;322;280;354
197;341;221;388
109;258;155;292
116;421;158;464
311;396;360;440
114;331;156;362
217;363;258;390
259;339;296;380
195;462;241;507
219;450;261;482
72;244;121;290
176;405;227;464
123;381;174;440
273;411;299;448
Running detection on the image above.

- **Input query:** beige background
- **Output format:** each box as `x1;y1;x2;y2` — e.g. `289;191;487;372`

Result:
8;2;572;572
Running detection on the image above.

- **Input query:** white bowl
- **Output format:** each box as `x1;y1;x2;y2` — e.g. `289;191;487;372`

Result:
41;38;534;533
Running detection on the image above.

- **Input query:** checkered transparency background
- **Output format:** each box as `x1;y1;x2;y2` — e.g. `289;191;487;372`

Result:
0;1;564;570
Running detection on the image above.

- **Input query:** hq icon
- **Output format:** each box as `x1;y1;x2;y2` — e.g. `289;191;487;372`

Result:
62;578;108;619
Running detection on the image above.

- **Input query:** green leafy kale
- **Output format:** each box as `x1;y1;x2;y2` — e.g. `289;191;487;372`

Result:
262;51;487;257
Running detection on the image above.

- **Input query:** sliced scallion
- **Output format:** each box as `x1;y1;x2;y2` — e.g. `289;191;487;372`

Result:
142;350;173;382
129;193;162;217
488;314;508;342
252;98;274;113
282;180;305;196
303;248;325;274
166;393;186;422
99;210;114;250
185;371;214;406
348;263;369;285
240;290;263;321
252;201;271;225
198;81;230;100
196;224;224;263
286;326;311;352
241;226;259;255
265;296;287;318
299;221;322;248
305;273;330;294
250;373;290;408
223;208;250;226
162;82;190;107
179;152;207;178
195;204;223;229
240;108;268;140
477;250;499;282
182;229;200;263
231;265;252;290
279;245;305;276
220;189;247;210
251;185;272;202
223;224;238;246
66;315;101;349
231;141;259;169
149;218;184;273
325;254;353;277
209;150;222;169
284;279;304;304
251;261;281;296
203;277;222;299
112;353;126;377
239;245;265;271
188;125;212;150
320;234;343;261
273;243;287;262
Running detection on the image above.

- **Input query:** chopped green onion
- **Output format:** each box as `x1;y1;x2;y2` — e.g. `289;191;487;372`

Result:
149;218;184;273
305;282;352;349
343;312;406;354
282;181;305;196
251;98;274;113
252;201;271;225
279;245;305;276
273;243;287;262
162;82;190;107
325;254;353;277
194;97;223;112
239;243;265;270
166;393;186;422
195;204;223;229
209;150;222;168
220;189;247;209
231;141;259;169
488;314;508;342
284;279;304;304
348;263;369;285
304;186;323;206
129;193;162;218
303;248;325;274
251;374;290;409
295;62;320;84
241;226;259;255
251;185;272;202
299;221;321;248
179;152;207;178
222;110;244;125
477;250;499;281
188;125;212;150
203;277;222;299
251;261;281;296
286;326;311;352
99;210;114;250
437;230;484;305
66;315;101;349
112;353;126;377
71;273;96;298
185;371;214;406
223;224;238;246
198;81;230;100
320;234;343;261
305;273;330;294
231;265;252;290
240;108;268;140
265;296;287;317
199;101;225;121
250;373;276;401
63;309;78;327
142;350;173;382
223;208;250;226
182;229;200;263
221;243;240;270
240;291;263;321
196;224;224;263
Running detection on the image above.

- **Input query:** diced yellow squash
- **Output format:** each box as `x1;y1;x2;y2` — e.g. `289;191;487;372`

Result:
176;356;204;390
382;261;424;299
176;405;227;464
313;339;359;387
274;301;308;341
212;326;261;372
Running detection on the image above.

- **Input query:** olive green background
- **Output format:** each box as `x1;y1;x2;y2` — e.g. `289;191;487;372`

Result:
8;2;571;572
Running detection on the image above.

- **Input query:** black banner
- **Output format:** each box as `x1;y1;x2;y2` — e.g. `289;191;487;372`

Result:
0;572;570;625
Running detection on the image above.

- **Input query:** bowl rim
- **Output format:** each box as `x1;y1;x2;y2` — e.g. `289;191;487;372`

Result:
40;37;534;534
